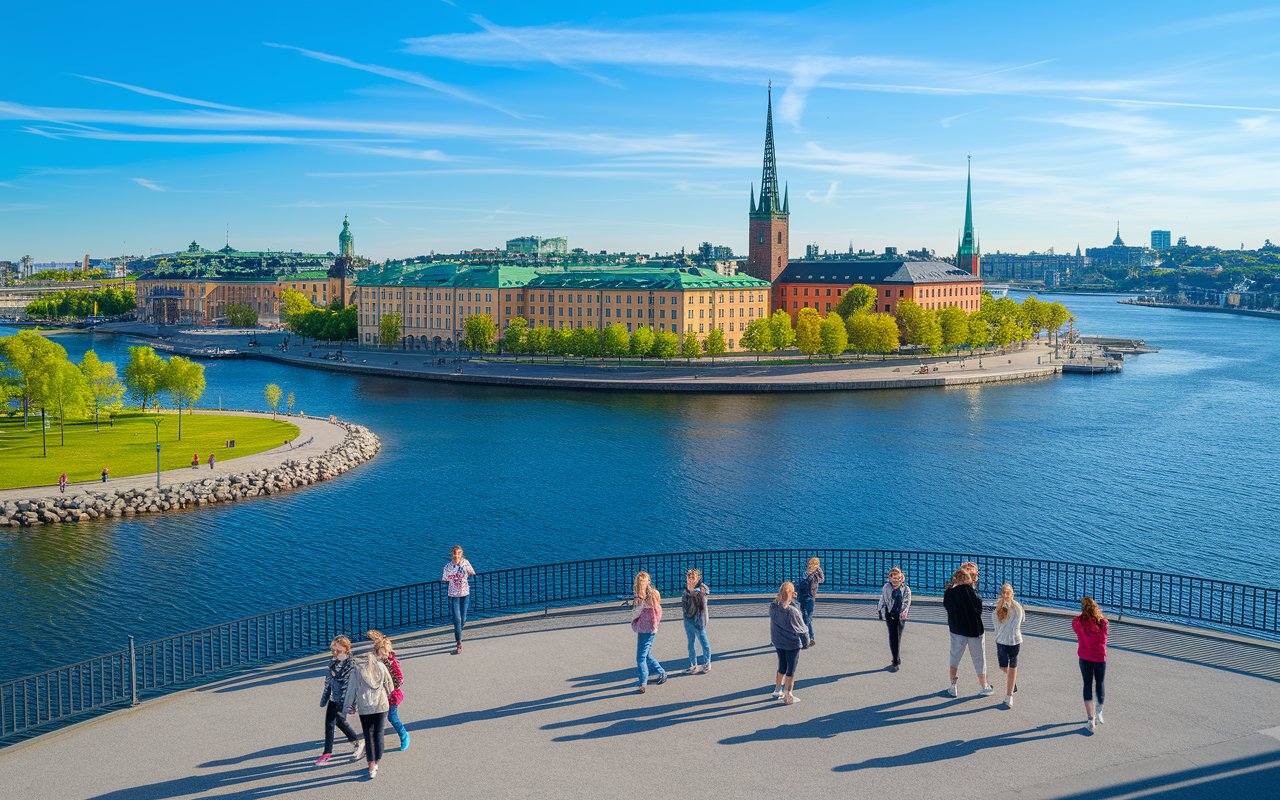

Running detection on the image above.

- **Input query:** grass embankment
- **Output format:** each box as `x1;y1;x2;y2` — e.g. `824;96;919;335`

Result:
0;412;301;490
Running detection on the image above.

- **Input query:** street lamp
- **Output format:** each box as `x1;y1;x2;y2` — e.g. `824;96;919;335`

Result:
151;418;164;489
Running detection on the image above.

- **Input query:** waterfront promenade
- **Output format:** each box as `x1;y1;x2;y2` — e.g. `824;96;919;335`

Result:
2;599;1277;799
0;410;345;504
103;324;1063;392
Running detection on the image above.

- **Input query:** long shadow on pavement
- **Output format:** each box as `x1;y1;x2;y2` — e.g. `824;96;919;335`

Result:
833;722;1082;771
87;756;365;800
1043;749;1280;799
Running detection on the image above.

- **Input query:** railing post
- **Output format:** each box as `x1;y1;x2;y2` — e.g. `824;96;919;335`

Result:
128;636;138;707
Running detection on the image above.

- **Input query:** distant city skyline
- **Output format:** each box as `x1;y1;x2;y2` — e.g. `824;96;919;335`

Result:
3;1;1279;261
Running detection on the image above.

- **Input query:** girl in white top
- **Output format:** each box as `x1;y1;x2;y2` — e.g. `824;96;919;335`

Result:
992;583;1025;708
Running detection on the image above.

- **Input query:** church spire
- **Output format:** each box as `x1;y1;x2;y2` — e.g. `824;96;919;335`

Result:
956;155;980;276
758;82;780;214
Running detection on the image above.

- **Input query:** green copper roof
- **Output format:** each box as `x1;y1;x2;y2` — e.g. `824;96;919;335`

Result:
528;266;770;291
750;85;788;221
957;159;980;257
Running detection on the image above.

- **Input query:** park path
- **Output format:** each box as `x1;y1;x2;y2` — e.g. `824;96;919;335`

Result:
0;410;346;503
0;604;1278;799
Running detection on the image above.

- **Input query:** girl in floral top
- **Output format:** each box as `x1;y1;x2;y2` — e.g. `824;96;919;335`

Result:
631;571;666;693
442;545;475;655
367;630;408;751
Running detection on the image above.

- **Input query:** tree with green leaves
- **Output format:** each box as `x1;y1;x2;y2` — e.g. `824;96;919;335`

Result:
768;309;796;350
123;346;168;412
834;284;878;319
820;311;848;356
628;325;655;359
651;330;679;359
1045;302;1072;346
548;328;570;357
681;331;701;360
569;326;600;358
938;306;969;353
738;318;774;355
526;325;550;358
225;303;258;328
264;383;283;419
1019;296;1047;338
0;330;65;429
287;391;296;415
46;359;90;445
894;300;943;351
795;308;823;356
379;312;404;346
990;318;1022;350
603;323;629;358
966;315;991;351
79;351;123;431
280;288;317;326
463;314;496;352
163;356;205;440
504;317;528;355
704;327;727;358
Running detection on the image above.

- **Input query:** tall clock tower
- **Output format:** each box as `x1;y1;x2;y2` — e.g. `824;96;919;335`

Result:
746;86;789;283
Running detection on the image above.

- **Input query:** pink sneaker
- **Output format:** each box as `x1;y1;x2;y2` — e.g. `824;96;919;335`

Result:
314;754;331;767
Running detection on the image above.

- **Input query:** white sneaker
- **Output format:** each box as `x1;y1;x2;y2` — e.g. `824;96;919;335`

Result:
1097;707;1105;724
771;689;783;700
1004;695;1013;708
784;693;800;705
979;684;995;697
1086;717;1096;730
370;764;378;779
947;683;959;697
352;740;366;761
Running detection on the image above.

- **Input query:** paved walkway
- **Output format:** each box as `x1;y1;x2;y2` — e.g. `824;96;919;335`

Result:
102;324;1063;392
2;603;1277;799
0;410;346;502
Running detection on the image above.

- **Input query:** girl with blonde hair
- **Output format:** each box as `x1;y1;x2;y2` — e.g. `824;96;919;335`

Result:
769;581;810;705
681;568;712;674
796;557;825;646
993;584;1024;708
315;635;363;766
630;571;666;693
1073;596;1109;730
367;630;408;751
343;647;395;779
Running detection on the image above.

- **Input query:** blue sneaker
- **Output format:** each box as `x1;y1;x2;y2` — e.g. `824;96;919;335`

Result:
400;735;410;751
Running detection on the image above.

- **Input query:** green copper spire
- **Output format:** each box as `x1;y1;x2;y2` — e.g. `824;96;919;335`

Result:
957;156;978;258
751;83;787;221
338;215;354;257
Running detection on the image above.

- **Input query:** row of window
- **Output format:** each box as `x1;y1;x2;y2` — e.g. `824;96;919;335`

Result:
360;289;766;306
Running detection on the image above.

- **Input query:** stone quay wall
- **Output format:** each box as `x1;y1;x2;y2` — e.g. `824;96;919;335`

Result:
0;422;379;528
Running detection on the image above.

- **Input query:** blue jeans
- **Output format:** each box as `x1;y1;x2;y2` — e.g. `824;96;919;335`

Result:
800;597;815;641
683;618;711;667
636;633;664;687
386;704;407;742
450;594;470;643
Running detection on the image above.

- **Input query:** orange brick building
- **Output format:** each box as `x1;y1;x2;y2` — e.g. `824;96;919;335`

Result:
772;259;984;324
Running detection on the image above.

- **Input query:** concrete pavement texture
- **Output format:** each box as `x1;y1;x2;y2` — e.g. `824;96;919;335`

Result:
2;605;1278;799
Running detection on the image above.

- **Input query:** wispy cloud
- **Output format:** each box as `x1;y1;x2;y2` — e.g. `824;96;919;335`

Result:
264;42;522;118
75;75;261;113
130;177;166;191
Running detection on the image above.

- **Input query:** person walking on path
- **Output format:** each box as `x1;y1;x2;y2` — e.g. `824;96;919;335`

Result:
343;648;395;780
994;583;1024;708
943;567;993;697
207;452;215;470
631;571;666;693
101;467;109;483
442;545;475;654
367;630;409;751
681;569;711;674
59;473;67;493
315;636;364;767
877;567;911;672
796;557;825;646
1073;596;1109;730
769;581;810;705
192;454;200;470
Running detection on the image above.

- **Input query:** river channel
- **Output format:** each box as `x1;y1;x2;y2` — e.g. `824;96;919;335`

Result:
1;292;1278;681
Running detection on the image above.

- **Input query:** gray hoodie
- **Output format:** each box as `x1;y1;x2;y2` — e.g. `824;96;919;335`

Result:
769;601;810;650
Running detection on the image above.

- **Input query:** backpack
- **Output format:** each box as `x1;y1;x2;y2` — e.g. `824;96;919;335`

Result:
795;574;812;599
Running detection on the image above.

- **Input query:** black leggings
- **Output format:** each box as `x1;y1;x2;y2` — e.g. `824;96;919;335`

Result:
323;701;358;754
886;614;905;662
359;712;387;763
775;647;800;677
1079;658;1106;704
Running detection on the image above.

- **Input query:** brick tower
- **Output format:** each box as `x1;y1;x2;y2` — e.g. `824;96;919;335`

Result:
746;85;789;283
956;157;980;276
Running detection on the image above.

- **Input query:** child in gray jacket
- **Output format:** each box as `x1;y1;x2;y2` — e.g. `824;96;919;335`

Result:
877;568;912;671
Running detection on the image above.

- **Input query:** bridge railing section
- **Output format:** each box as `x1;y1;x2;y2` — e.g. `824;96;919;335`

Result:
3;549;1276;741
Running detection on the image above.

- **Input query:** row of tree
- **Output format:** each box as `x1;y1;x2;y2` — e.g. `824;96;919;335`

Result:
0;332;207;446
24;288;136;319
281;290;358;342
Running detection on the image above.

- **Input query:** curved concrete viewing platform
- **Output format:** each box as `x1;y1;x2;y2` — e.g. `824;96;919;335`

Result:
0;411;380;526
3;597;1278;799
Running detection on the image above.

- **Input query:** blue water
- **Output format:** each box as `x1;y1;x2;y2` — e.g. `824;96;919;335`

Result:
1;293;1278;682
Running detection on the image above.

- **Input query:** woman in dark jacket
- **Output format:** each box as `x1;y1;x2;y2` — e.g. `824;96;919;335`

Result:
769;582;810;705
942;567;993;698
682;569;711;674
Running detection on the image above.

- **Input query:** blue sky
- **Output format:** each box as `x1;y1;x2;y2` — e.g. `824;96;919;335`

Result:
3;1;1279;261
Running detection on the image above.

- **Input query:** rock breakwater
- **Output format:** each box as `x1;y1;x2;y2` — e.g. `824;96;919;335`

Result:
0;422;379;527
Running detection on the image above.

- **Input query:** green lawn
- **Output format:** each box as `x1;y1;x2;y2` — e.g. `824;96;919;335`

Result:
0;412;301;490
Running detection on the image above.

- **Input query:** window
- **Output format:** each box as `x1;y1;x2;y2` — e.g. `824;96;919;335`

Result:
577;294;582;303
660;296;665;304
688;310;694;319
792;288;798;295
627;309;632;318
899;290;904;297
804;288;809;296
793;301;797;309
627;295;632;304
505;294;511;301
506;307;511;315
718;309;723;318
777;231;782;244
699;324;704;332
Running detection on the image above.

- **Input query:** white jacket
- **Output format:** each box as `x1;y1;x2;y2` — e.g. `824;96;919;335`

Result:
342;658;393;715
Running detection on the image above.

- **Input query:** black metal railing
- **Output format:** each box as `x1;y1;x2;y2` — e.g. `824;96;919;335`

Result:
3;549;1277;742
